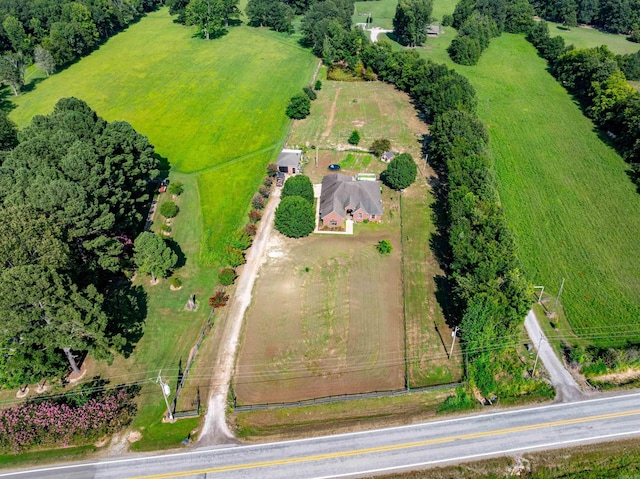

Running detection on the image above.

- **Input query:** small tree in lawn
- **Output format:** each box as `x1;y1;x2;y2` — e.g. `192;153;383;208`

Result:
209;291;229;308
275;196;315;238
267;162;278;177
133;232;178;283
286;93;311;119
218;268;237;286
252;192;265;210
168;181;184;197
264;176;273;187
159;201;178;218
348;129;361;146
381;153;417;190
314;79;322;90
281;175;314;204
371;138;391;157
376;239;393;255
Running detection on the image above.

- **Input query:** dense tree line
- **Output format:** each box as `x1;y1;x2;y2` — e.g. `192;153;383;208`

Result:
527;21;640;186
0;0;162;93
0;98;159;388
531;0;640;34
448;0;534;65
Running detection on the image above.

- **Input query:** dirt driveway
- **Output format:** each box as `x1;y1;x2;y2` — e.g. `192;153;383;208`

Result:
199;188;282;445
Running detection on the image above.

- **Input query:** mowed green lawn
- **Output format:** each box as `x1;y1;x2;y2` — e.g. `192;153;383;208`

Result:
353;0;397;30
445;35;640;345
546;22;640;55
5;8;316;450
10;8;316;263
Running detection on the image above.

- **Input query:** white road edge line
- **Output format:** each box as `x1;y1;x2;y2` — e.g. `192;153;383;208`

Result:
310;429;640;479
3;390;640;477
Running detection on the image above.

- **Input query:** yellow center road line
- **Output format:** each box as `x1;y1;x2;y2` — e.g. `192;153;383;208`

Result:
129;409;640;478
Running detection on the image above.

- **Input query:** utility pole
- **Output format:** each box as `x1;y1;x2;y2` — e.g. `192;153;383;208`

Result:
449;326;459;358
552;277;565;314
532;335;543;377
156;370;174;421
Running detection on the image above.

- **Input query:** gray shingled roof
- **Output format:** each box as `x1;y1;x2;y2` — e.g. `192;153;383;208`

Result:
320;174;383;220
276;149;302;167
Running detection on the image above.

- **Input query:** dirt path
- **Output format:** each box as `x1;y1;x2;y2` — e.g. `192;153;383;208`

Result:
524;310;584;403
322;88;341;138
198;188;282;445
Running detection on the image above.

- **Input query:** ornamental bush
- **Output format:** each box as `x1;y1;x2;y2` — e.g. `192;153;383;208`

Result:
275;196;315;238
0;387;136;452
218;268;237;286
376;239;393;254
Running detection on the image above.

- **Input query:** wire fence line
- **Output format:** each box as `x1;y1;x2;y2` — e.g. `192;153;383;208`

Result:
232;382;461;412
171;306;216;416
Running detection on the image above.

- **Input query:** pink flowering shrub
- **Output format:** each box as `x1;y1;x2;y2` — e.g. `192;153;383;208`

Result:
0;388;136;452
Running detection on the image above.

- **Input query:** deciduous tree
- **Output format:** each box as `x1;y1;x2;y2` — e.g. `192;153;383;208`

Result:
281;174;314;203
275;196;315;238
133;232;178;283
393;0;434;47
381;153;417;190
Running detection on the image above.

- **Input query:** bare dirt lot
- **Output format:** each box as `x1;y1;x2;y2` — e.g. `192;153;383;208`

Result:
234;190;405;405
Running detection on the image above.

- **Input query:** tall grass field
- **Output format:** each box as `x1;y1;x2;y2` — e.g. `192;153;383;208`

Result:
449;34;640;346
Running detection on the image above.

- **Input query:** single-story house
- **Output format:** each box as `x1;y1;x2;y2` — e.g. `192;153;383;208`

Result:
319;173;383;228
381;151;395;163
276;149;302;174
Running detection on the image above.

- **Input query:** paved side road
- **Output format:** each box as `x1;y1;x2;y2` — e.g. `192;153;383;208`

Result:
5;391;640;479
525;310;584;402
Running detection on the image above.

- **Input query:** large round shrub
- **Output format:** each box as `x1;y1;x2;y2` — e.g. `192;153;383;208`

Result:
281;175;314;204
286;94;311;119
275;196;315;238
159;201;178;218
381;153;417;190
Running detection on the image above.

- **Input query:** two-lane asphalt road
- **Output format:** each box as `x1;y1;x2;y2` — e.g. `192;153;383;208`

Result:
4;391;640;479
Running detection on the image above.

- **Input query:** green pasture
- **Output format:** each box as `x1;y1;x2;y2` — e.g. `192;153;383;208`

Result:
6;7;315;449
352;0;458;30
9;8;316;263
438;34;640;345
545;22;640;55
353;0;397;30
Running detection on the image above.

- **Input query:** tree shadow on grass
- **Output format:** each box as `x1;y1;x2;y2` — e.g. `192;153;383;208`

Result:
165;237;187;269
0;87;17;114
20;77;46;95
105;282;148;358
